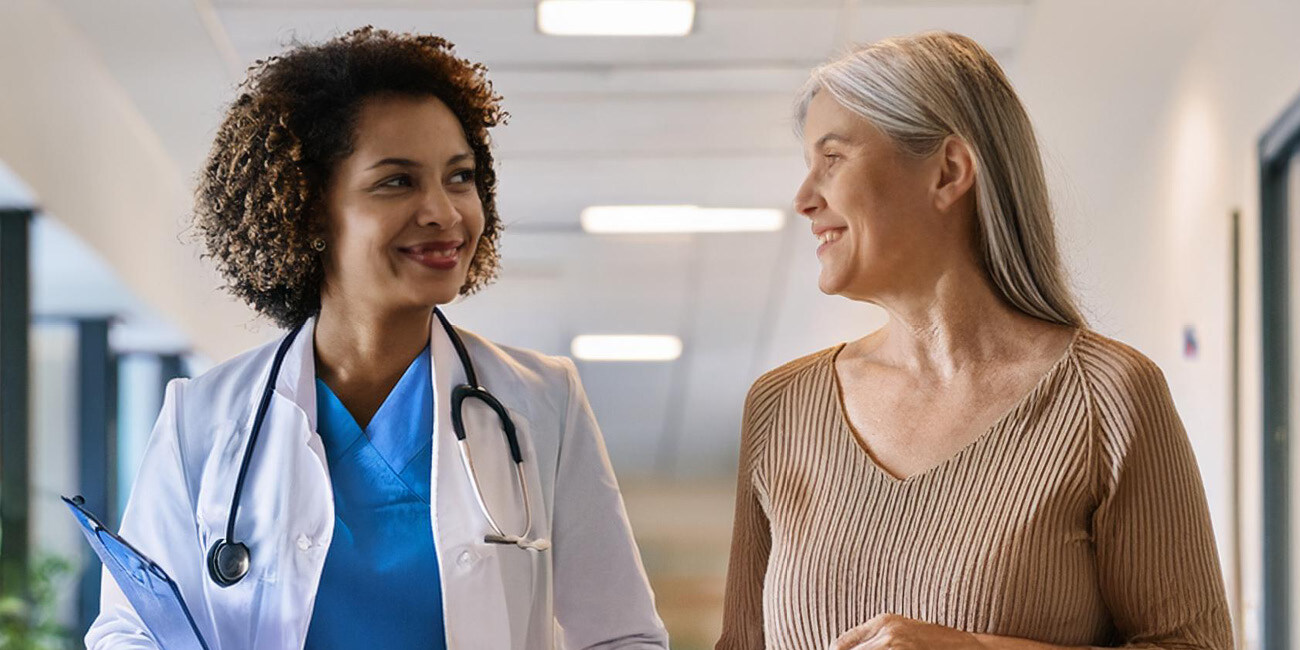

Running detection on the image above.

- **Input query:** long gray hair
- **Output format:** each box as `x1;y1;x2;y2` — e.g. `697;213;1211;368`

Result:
797;31;1084;327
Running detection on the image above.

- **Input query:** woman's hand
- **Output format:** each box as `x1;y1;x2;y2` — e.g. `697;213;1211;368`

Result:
829;614;987;650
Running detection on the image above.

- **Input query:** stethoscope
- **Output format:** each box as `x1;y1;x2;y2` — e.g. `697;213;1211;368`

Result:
207;308;549;588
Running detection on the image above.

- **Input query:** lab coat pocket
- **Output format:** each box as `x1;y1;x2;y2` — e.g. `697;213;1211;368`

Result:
444;542;515;648
455;404;551;644
194;509;274;650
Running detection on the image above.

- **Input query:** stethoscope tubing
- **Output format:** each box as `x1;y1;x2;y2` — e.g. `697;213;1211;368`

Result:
209;308;545;587
225;324;303;545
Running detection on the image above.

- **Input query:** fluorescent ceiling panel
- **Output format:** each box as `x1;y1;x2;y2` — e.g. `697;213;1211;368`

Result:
537;0;695;37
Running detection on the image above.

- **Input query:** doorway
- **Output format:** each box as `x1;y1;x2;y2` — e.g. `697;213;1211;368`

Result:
1261;90;1300;650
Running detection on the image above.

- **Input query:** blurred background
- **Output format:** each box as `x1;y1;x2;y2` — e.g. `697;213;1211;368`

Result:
1;0;1298;648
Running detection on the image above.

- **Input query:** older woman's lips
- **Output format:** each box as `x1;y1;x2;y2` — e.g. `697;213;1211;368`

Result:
816;228;845;256
400;241;463;270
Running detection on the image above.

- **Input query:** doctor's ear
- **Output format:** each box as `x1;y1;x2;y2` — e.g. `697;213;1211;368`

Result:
932;135;977;213
308;219;331;255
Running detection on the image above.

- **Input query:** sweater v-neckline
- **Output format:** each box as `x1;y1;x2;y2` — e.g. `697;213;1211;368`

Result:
828;329;1083;485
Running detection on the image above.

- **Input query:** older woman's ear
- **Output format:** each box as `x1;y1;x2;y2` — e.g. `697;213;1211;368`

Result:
932;135;977;214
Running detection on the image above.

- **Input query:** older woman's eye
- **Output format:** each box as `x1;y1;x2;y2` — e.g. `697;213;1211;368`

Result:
449;169;475;185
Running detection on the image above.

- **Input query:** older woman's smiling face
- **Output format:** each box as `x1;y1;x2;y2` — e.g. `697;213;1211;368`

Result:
320;93;485;314
794;91;946;303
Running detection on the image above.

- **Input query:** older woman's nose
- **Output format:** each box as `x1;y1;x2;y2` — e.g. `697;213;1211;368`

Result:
793;174;824;218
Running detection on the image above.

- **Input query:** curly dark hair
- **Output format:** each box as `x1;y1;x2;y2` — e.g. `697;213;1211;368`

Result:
195;26;507;328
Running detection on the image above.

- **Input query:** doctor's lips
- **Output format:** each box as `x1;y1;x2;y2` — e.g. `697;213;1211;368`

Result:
399;239;465;271
812;224;846;255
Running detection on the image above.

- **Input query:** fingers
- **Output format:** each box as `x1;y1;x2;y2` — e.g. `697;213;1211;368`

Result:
828;614;906;650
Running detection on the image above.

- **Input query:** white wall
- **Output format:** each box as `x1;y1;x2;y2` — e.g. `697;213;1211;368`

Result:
0;0;269;362
1177;3;1300;644
1016;1;1300;646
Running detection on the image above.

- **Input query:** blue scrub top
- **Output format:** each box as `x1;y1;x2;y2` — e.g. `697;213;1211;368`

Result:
304;345;446;649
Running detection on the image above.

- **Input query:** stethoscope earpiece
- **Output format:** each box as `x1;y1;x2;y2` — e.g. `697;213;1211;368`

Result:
207;538;251;587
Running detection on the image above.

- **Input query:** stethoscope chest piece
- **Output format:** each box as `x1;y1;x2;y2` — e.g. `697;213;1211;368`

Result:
207;538;251;587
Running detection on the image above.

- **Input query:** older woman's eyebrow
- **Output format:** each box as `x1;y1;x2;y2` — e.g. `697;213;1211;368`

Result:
447;152;474;166
805;133;851;166
815;133;850;149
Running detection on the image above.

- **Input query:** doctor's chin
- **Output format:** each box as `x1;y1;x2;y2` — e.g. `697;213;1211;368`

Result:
1;1;1294;649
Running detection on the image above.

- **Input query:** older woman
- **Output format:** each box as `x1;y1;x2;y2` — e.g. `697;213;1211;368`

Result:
88;28;666;650
716;32;1231;650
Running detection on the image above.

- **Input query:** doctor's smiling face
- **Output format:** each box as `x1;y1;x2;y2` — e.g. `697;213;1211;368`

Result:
194;29;505;329
319;94;486;313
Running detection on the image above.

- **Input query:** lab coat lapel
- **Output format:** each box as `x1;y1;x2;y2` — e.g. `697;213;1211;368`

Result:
195;318;334;650
273;317;320;438
430;315;515;649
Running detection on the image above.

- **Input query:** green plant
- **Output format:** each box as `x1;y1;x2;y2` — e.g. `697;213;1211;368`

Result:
0;555;74;650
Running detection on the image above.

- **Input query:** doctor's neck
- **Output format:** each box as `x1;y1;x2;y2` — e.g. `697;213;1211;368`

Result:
311;300;434;392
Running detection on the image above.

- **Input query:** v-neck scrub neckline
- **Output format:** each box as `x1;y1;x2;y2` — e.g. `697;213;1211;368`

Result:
305;344;446;649
314;346;435;501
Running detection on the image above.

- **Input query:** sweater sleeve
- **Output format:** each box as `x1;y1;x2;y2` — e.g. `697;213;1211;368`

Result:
1088;350;1233;649
716;380;774;650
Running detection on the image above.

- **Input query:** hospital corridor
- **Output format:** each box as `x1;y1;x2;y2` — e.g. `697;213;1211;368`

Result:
1;1;1300;648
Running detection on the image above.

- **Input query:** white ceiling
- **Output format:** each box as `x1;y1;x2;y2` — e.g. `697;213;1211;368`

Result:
41;0;1032;477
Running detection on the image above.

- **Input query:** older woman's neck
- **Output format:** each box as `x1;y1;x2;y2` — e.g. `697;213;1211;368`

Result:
870;267;1064;377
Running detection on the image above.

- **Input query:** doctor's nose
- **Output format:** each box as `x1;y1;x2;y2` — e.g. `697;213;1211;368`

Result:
416;187;464;230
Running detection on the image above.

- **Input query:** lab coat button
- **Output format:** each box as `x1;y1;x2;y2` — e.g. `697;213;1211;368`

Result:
457;550;476;567
296;534;311;551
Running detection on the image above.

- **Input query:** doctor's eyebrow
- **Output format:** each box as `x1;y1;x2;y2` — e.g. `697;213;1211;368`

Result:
366;152;474;170
367;157;422;170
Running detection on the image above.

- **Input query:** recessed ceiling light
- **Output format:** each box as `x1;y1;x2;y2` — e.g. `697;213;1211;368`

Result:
580;205;785;233
571;335;683;361
537;0;696;37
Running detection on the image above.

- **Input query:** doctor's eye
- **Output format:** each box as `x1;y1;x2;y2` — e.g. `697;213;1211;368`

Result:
448;169;475;185
378;174;414;189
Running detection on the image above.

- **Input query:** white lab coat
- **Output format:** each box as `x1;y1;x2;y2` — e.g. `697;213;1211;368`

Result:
86;316;668;649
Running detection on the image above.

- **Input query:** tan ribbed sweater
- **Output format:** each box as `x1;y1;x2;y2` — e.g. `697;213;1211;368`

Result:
716;330;1232;649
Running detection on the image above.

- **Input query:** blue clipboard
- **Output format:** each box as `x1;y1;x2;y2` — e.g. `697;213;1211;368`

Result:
63;495;210;650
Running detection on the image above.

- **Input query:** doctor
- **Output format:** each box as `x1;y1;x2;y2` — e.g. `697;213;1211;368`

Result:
88;27;668;649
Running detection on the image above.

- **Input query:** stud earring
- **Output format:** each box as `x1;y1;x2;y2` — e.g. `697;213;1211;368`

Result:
312;238;326;252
